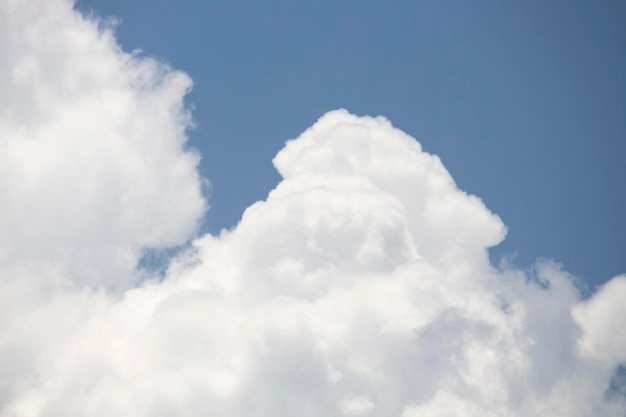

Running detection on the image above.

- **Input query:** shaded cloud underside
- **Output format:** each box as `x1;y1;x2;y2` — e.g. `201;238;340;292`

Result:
1;1;625;416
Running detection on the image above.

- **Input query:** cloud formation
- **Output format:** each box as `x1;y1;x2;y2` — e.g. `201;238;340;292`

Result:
1;1;625;416
0;0;206;291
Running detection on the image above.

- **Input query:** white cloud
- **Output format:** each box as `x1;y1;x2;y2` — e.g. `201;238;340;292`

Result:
573;275;626;364
1;1;625;416
339;394;375;416
0;0;206;292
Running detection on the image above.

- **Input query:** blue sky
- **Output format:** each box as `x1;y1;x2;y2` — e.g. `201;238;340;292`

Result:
78;0;625;289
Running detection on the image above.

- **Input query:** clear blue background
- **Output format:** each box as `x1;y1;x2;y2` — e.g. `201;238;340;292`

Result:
78;0;625;290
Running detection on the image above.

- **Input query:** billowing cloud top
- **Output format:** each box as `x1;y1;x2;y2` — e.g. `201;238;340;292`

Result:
1;1;625;416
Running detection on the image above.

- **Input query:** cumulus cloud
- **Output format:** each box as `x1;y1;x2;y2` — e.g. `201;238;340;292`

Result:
1;1;625;416
0;0;206;292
